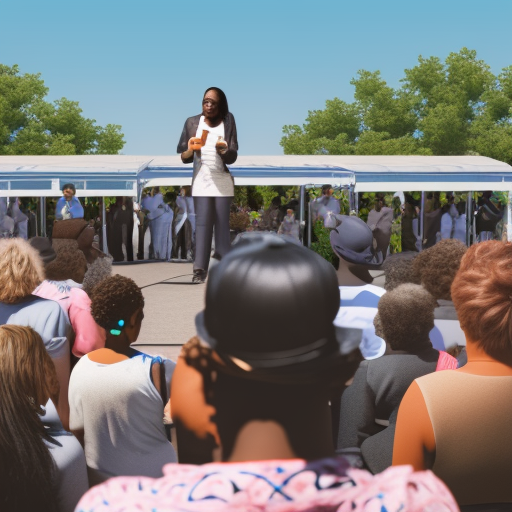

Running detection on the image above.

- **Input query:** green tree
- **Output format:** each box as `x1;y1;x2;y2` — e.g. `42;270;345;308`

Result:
0;64;125;155
281;48;512;164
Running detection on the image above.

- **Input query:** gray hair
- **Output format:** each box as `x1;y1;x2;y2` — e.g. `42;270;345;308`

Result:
376;283;437;350
82;256;113;296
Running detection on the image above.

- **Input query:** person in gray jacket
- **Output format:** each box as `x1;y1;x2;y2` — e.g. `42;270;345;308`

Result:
337;283;456;474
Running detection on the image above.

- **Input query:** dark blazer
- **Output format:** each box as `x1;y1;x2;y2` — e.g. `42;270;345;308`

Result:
177;113;238;170
337;344;439;474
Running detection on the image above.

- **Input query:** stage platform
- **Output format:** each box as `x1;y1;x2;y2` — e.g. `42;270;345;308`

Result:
113;261;204;361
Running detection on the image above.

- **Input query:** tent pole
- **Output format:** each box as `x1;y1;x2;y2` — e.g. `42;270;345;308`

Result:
419;191;425;251
349;185;355;213
354;191;359;215
308;199;312;248
299;185;306;245
40;197;46;238
466;192;473;246
508;191;512;242
102;198;109;255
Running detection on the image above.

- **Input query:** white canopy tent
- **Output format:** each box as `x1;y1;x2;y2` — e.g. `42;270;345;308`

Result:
0;155;150;197
1;154;512;245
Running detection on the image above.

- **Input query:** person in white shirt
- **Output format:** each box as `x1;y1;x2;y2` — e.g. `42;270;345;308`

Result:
177;87;238;284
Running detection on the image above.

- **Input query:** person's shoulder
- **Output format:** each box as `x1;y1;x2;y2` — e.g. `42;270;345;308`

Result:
185;114;201;124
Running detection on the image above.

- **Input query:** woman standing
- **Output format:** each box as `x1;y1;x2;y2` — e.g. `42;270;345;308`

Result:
177;87;238;283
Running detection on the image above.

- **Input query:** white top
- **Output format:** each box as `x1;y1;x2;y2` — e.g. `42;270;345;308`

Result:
69;353;177;480
192;116;234;197
335;284;387;360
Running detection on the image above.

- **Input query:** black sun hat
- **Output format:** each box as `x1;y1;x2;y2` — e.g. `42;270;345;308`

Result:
195;234;360;384
330;215;383;269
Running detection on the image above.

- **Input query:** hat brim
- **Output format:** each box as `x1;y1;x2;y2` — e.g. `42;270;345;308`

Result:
332;243;384;269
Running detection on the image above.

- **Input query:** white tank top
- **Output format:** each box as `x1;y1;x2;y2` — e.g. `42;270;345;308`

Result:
69;353;177;479
192;116;234;197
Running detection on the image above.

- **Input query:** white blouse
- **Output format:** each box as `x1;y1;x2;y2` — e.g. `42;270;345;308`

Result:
192;116;234;197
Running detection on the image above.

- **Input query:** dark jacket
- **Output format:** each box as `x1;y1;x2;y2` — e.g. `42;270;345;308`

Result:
177;113;238;170
337;343;440;474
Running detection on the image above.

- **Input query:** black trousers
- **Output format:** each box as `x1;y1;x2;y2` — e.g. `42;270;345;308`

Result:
193;196;232;272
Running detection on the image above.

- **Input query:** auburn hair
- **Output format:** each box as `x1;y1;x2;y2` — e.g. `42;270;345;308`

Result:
451;241;512;362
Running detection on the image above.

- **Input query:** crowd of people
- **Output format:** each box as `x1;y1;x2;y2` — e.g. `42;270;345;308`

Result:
0;89;510;510
0;205;511;511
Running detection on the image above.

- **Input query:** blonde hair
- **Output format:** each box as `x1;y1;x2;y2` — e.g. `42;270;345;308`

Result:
0;239;44;303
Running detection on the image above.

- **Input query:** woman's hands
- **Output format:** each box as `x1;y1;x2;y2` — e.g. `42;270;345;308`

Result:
216;137;228;156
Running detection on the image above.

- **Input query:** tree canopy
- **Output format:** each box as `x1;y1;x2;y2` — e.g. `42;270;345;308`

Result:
0;64;125;155
281;48;512;165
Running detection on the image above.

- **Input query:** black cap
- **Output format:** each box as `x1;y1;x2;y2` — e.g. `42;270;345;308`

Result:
194;234;355;383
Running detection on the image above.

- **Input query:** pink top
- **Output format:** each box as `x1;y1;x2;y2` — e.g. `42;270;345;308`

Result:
35;280;105;357
75;457;458;512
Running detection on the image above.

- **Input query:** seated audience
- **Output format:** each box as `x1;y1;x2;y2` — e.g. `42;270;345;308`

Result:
337;283;456;474
330;215;386;360
393;240;512;509
0;238;71;428
412;239;467;353
33;240;106;357
76;236;458;511
69;275;177;485
0;325;88;512
81;254;113;296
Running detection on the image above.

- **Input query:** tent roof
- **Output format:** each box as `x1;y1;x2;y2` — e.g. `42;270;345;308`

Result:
0;155;150;196
1;155;512;195
143;155;512;191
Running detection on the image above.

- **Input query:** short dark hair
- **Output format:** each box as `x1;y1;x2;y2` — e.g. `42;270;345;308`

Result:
321;184;332;194
90;275;144;332
61;183;76;194
204;87;229;119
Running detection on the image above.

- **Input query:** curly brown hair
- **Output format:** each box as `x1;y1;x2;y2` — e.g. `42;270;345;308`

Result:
376;283;437;350
90;275;144;331
412;239;467;300
383;253;420;291
44;242;87;283
451;241;512;363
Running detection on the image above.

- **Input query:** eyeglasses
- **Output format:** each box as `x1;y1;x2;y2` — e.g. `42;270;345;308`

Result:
202;99;218;107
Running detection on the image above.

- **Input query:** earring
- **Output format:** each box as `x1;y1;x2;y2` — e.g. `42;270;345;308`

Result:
110;319;125;336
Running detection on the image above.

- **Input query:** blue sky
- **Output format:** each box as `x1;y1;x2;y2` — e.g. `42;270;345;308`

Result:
1;0;511;156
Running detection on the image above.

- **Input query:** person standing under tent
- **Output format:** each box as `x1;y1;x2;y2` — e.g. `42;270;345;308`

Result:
141;187;174;260
55;183;84;221
312;184;340;228
177;87;238;284
173;186;195;261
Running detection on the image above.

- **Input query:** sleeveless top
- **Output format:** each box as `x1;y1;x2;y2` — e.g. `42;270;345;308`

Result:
416;371;512;505
69;353;177;481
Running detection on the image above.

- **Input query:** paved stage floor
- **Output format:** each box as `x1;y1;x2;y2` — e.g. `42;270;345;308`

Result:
113;261;205;361
112;261;386;362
